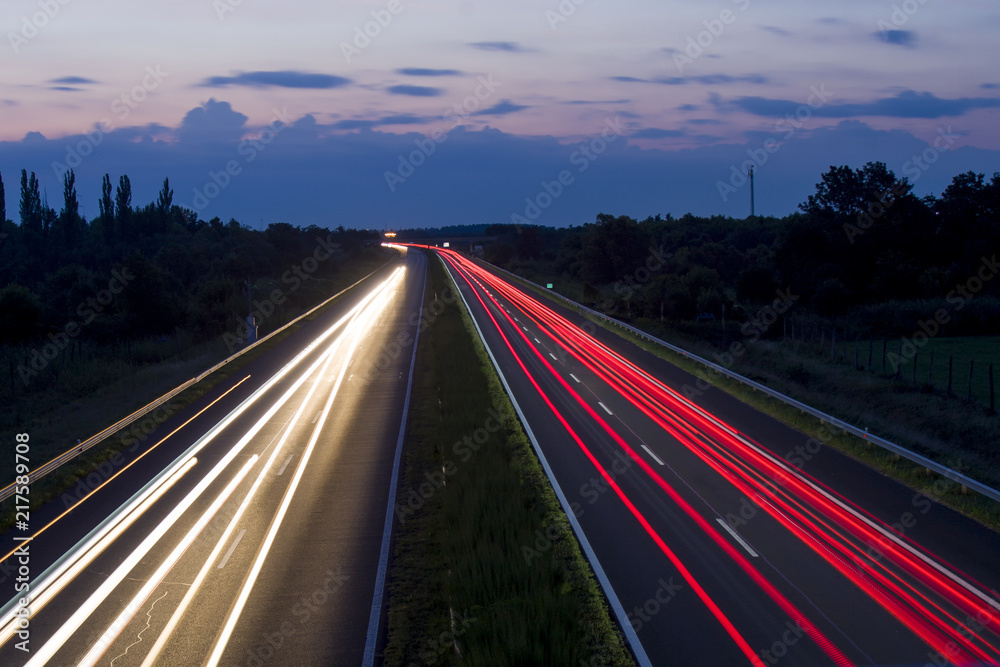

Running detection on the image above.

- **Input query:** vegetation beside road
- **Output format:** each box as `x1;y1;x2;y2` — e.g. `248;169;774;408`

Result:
383;252;634;666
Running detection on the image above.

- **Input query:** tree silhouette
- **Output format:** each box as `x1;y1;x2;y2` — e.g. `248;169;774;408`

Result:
19;170;43;254
99;173;115;244
58;169;81;250
800;162;912;221
116;175;133;241
157;177;173;212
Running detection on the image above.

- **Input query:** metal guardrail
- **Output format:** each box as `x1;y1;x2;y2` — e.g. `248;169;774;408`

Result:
484;261;1000;505
0;260;394;504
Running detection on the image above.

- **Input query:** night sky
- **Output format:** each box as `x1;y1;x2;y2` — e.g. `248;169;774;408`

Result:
3;0;999;227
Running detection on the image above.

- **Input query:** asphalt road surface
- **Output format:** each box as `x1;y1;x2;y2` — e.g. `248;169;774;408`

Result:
0;248;426;666
435;247;1000;667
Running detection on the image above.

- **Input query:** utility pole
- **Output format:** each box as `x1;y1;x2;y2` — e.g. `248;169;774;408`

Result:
749;165;756;217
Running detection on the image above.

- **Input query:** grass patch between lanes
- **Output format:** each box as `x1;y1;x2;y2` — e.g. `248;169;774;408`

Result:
383;252;634;666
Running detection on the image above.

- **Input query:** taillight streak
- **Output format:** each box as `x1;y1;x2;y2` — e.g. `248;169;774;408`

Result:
441;251;857;666
440;248;1000;665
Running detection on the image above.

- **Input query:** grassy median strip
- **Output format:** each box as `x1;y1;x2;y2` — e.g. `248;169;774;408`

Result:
383;253;634;666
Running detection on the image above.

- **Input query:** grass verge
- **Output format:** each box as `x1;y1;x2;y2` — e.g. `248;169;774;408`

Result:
382;253;634;666
488;262;1000;533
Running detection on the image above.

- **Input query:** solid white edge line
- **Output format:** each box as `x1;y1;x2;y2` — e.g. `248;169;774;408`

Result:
442;256;653;667
362;253;427;666
598;402;613;415
216;529;247;570
640;445;664;467
715;518;759;558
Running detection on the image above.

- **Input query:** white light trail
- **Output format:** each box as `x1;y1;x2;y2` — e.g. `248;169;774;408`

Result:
18;270;405;663
206;268;402;666
78;455;259;666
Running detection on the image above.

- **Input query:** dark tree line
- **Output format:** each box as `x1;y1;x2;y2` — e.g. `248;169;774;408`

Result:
484;163;1000;335
0;168;381;349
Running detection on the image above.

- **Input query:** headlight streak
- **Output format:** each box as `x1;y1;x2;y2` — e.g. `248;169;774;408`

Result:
0;375;252;573
77;454;260;666
205;267;404;667
139;273;397;667
440;249;1000;665
0;457;198;647
12;269;404;663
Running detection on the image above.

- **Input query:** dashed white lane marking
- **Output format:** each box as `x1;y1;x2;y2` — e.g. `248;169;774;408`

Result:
217;529;248;569
569;374;580;383
598;402;613;415
277;455;294;476
715;518;759;557
641;445;664;466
